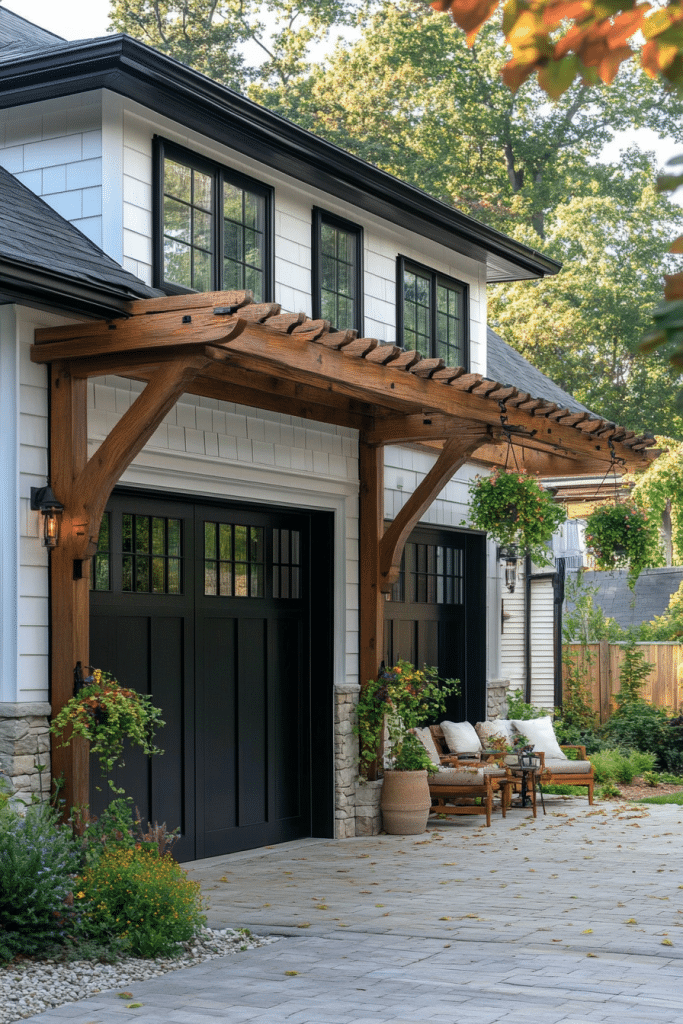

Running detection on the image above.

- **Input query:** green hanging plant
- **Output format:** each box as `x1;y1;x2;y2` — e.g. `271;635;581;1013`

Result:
51;670;165;793
467;468;567;566
584;500;663;590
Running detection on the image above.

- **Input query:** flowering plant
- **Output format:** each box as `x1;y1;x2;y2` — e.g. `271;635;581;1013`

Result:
354;660;459;778
467;468;566;566
584;500;662;590
51;670;165;791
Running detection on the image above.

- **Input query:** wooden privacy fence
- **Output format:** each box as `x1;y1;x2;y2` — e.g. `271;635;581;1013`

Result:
563;642;683;723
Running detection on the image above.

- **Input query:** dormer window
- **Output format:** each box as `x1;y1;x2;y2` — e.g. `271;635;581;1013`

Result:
397;256;468;368
154;138;272;299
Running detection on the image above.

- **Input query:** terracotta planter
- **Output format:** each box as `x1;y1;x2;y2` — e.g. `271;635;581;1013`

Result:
380;769;430;835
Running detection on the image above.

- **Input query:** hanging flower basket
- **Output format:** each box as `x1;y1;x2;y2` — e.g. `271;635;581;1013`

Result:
50;669;165;792
467;468;566;566
584;500;662;590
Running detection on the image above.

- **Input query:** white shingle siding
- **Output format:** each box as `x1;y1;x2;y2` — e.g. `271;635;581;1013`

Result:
0;93;104;249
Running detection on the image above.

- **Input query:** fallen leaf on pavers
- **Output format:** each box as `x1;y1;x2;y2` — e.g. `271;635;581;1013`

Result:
586;953;598;958
464;913;481;919
219;876;229;882
551;939;563;943
118;993;133;999
285;971;300;976
357;854;369;858
444;943;451;947
375;904;385;907
439;916;452;921
296;923;311;928
262;903;270;907
439;880;449;885
359;891;371;894
582;929;593;934
443;862;457;866
382;912;390;917
662;939;674;946
339;923;349;927
125;1004;143;1008
625;919;637;924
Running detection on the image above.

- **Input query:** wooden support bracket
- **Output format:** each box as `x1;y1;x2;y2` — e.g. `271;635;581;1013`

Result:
378;428;490;591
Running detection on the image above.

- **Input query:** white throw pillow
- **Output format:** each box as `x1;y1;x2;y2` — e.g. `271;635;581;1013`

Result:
440;720;482;754
412;727;441;766
475;720;514;746
511;716;566;760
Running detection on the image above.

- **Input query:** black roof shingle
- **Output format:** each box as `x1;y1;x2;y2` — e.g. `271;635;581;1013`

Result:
0;164;159;314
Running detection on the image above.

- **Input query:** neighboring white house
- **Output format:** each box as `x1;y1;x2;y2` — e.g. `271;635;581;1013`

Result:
0;9;655;857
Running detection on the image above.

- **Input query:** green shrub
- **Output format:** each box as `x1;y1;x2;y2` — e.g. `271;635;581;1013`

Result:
506;689;546;720
589;748;657;785
77;846;205;958
0;803;80;963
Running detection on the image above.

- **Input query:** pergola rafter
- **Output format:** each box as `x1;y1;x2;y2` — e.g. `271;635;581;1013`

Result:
31;291;658;813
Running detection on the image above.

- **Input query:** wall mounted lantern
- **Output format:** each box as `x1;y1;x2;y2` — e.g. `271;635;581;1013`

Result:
30;484;64;549
498;544;519;594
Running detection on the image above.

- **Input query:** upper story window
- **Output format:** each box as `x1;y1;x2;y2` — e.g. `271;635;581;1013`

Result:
312;208;363;332
397;256;468;368
154;138;272;299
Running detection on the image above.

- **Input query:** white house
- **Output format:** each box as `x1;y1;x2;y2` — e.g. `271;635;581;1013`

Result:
0;9;656;857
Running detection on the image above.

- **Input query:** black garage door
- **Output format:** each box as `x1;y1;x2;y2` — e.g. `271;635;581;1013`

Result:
89;490;334;860
384;525;486;724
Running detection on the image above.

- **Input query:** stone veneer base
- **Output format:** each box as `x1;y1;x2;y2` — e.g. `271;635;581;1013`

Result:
0;702;51;807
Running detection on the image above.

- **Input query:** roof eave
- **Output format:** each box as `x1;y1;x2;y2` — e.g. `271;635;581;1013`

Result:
0;36;561;284
0;258;148;318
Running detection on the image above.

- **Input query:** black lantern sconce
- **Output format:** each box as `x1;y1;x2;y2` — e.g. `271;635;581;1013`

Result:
30;484;64;549
498;544;519;594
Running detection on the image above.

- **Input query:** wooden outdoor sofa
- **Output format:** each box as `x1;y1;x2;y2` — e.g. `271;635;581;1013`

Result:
427;723;595;805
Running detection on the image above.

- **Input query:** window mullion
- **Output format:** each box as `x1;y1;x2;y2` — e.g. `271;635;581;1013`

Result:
215;169;223;292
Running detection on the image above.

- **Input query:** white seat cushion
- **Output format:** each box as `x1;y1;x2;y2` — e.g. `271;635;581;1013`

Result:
440;720;482;754
511;716;566;760
475;719;514;746
543;758;592;775
412;727;441;766
430;767;485;786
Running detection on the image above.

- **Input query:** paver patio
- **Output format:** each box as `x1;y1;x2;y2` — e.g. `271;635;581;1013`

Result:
18;794;683;1023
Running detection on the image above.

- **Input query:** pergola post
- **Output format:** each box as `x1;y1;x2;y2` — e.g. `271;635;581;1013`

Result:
49;363;90;814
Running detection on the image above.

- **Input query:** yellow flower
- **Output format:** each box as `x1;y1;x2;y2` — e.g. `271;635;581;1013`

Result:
77;891;86;899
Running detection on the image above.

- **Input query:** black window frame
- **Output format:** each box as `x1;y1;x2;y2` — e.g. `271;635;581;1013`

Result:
312;207;363;333
396;255;469;368
153;136;274;299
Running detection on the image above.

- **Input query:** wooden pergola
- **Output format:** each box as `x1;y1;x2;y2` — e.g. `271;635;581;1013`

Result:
31;290;658;813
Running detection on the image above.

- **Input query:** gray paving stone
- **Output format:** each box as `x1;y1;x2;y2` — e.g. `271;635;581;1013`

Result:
10;797;683;1024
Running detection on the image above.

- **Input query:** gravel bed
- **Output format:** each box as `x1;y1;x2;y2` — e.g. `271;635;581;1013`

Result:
0;928;279;1023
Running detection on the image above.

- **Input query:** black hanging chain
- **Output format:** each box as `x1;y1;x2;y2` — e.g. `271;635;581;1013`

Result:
498;399;521;473
593;436;622;505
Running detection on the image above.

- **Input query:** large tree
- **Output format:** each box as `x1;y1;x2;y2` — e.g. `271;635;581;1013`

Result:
488;159;683;436
253;4;683;241
108;0;367;93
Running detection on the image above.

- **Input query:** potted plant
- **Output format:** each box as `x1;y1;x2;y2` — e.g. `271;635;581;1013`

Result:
584;499;662;590
51;669;165;794
467;468;567;566
355;661;459;835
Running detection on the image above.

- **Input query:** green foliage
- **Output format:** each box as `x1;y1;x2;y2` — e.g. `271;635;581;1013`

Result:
51;670;165;792
635;790;683;804
563;574;625;645
0;803;80;963
77;846;205;958
354;660;459;776
109;0;363;93
505;688;546;720
640;580;683;641
584;501;663;590
632;438;683;564
589;748;657;785
466;469;566;566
